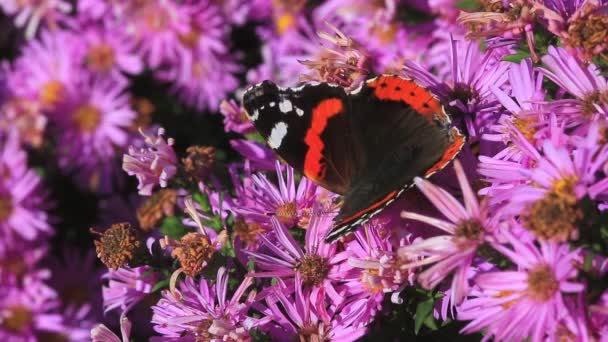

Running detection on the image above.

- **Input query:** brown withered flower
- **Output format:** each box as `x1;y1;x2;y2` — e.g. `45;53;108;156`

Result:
136;189;177;232
91;223;147;269
182;145;216;183
168;232;216;277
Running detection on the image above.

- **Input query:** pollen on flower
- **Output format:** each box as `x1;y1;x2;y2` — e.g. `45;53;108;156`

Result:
275;201;298;225
566;5;608;59
72;104;101;132
580;90;608;118
0;257;26;281
40;80;65;109
91;223;143;270
191;319;213;341
136;189;177;232
527;264;559;301
295;254;330;287
453;219;485;249
512;117;537;142
178;26;201;49
234;216;265;246
171;232;216;277
276;13;295;35
0;194;13;221
87;43;115;72
522;176;582;241
1;305;33;334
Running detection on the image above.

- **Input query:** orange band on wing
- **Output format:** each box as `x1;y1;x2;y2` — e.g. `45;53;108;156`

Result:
303;98;343;182
335;190;398;226
367;75;444;122
424;127;466;177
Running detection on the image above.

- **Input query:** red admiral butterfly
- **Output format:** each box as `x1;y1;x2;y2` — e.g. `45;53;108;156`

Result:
243;75;465;242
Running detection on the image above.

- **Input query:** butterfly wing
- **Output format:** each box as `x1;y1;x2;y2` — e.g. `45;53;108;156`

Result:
326;75;465;241
242;81;364;195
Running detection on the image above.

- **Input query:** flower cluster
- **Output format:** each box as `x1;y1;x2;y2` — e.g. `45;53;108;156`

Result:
1;0;607;341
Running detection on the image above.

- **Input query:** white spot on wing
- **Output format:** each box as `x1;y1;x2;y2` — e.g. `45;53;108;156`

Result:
295;107;304;116
268;122;288;149
250;109;259;121
269;102;276;107
279;99;293;113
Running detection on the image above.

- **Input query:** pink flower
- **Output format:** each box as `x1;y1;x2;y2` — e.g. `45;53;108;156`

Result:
102;266;158;314
246;213;348;305
458;233;585;341
123;128;178;196
400;160;497;305
151;267;268;341
91;314;131;342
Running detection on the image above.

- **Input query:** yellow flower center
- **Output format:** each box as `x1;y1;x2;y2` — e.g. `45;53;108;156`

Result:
276;201;298;225
40;81;65;109
522;176;582;241
1;305;33;334
0;194;13;221
72;104;101;133
527;264;559;302
87;43;115;72
295;254;330;287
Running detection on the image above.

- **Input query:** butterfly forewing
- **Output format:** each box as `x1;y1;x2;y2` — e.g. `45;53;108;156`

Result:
243;81;364;195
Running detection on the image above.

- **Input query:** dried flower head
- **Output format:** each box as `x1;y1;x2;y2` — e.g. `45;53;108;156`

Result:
136;189;177;232
182;146;216;183
299;22;369;90
91;223;146;270
168;232;216;277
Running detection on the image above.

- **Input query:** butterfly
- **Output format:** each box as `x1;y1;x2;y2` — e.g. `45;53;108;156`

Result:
242;75;465;242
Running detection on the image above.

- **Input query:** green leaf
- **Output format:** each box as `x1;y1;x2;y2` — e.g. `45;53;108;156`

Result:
159;216;192;239
151;278;170;293
193;192;210;212
502;51;531;63
414;299;435;334
455;0;479;10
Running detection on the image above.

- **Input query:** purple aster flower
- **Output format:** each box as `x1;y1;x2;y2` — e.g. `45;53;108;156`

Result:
91;314;131;342
262;276;367;341
122;0;192;69
0;279;63;341
0;239;48;286
51;74;135;189
79;22;143;79
219;99;254;135
152;1;241;111
9;28;80;111
0;0;71;39
399;160;497;305
247;213;348;305
232;161;322;228
123;128;178;196
458;233;585;341
540;46;608;125
485;123;608;241
0;133;52;241
151;267;269;341
46;248;102;337
484;59;548;149
102;266;158;314
157;52;240;111
403;37;510;137
0;94;47;148
342;221;417;325
229;139;276;171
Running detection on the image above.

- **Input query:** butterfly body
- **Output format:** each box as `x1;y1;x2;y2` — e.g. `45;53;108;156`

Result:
243;75;464;241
